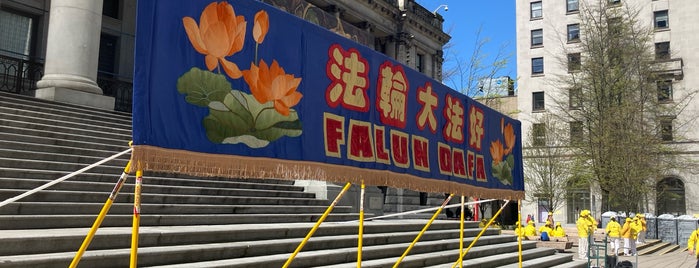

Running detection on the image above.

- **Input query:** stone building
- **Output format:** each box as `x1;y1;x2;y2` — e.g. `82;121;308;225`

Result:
0;0;451;215
516;0;699;223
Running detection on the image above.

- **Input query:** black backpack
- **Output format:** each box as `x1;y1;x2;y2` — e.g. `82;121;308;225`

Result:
615;260;633;268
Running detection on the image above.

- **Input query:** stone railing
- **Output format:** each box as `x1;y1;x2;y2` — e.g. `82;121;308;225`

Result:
408;1;444;30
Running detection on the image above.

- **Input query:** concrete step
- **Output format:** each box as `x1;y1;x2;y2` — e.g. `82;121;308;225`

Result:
0;178;315;200
0;187;329;204
0;91;132;123
0;114;131;136
0;222;474;256
0;176;303;193
498;253;574;268
0;140;127;158
638;240;670;255
0;105;131;130
0;126;129;149
141;234;517;268
0;132;129;152
657;244;680;255
548;259;588;268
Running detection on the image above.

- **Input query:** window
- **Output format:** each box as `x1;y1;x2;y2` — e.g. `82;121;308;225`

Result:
532;57;544;74
532;123;547;146
416;53;424;73
567;24;580;42
531;2;543;19
657;80;673;101
609;0;621;5
567;0;579;12
569;87;582;109
660;118;673;141
568;53;581;72
531;29;543;46
103;0;121;19
533;91;545;111
654;10;669;29
98;33;119;75
655;42;670;60
570;121;583;144
608;17;622;35
0;10;35;59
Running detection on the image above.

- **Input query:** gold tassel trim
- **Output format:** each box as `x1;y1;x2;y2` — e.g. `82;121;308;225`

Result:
130;145;524;200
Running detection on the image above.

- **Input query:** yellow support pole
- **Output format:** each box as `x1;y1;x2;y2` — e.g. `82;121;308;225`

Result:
283;182;352;268
518;199;522;268
70;161;132;268
130;169;143;268
451;200;510;268
393;194;454;268
357;180;365;268
458;196;465;268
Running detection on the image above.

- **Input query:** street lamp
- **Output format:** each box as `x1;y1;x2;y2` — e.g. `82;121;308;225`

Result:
432;4;448;15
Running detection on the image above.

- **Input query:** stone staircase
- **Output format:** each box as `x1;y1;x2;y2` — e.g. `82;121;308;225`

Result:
0;91;585;267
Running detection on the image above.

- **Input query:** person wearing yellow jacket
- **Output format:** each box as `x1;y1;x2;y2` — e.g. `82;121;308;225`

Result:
630;216;643;254
637;214;647;244
576;210;595;260
539;220;553;239
551;222;566;237
524;220;537;237
620;217;639;256
514;221;525;239
605;217;621;255
686;220;699;267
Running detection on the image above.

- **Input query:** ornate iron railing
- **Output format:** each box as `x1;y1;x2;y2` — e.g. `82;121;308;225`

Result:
0;53;133;113
0;54;44;95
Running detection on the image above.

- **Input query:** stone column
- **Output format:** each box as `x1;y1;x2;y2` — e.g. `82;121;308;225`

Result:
36;0;115;110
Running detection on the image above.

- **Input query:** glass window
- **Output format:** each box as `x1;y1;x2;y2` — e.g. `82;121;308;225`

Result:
569;87;582;109
531;2;543;19
570;121;583;144
567;24;580;42
416;53;424;73
660;119;673;141
655;42;670;60
533;123;547;146
103;0;120;19
609;0;621;5
657;80;673;102
568;53;581;72
532;57;544;74
533;91;545;111
0;10;34;59
654;10;669;29
567;0;579;12
531;29;543;46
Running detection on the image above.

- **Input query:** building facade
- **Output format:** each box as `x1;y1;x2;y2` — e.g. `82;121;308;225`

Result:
0;0;452;215
516;0;699;223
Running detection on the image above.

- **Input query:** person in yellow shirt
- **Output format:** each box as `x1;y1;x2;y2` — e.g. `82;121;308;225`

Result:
605;217;621;255
524;220;537;237
637;214;647;244
539;220;553;240
686;220;699;267
629;216;642;255
514;221;525;238
551;222;566;237
620;217;635;256
576;210;594;259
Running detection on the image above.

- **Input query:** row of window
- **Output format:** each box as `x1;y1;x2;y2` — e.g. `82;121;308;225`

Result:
530;117;673;147
530;1;669;30
531;80;673;113
530;41;671;76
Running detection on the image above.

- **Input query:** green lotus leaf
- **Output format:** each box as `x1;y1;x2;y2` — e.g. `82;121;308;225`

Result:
506;154;515;169
222;135;270;148
222;92;255;124
203;109;254;143
177;67;231;107
255;108;301;131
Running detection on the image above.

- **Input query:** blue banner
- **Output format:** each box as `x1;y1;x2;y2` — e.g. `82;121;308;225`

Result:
132;0;524;198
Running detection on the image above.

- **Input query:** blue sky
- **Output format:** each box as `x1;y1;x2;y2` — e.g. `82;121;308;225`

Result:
416;0;517;89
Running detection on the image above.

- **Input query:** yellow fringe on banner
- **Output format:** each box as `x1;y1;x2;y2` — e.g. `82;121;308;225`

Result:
130;145;524;200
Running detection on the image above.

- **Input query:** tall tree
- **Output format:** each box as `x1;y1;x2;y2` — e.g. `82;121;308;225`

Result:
551;0;696;213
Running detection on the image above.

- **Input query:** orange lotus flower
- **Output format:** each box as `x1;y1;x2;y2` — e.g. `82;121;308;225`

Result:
243;59;303;116
183;2;246;79
504;123;516;155
253;10;269;44
490;140;505;165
